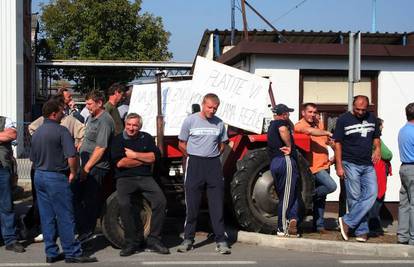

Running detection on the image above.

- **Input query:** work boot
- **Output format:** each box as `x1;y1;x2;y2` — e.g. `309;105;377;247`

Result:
5;242;25;253
146;240;170;255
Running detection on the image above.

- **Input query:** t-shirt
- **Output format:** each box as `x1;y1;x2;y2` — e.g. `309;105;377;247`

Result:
30;119;76;172
294;119;329;174
267;119;294;158
80;111;115;169
178;113;228;158
104;101;124;136
333;111;380;165
398;122;414;163
111;131;160;178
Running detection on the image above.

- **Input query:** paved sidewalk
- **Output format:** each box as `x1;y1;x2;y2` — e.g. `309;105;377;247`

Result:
237;231;414;258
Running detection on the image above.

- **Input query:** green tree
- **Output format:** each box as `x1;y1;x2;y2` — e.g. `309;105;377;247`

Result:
39;0;172;92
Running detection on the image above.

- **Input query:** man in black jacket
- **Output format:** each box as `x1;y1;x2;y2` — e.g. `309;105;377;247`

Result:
111;113;169;256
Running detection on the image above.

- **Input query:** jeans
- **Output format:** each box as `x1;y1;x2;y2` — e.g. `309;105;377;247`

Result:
0;167;17;245
34;170;82;258
342;161;377;236
397;164;414;244
313;169;337;230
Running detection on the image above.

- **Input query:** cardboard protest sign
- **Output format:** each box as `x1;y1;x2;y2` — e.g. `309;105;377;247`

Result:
129;56;271;136
129;80;193;136
192;56;270;133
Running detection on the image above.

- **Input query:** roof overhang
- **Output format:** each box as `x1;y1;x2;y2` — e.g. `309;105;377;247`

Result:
35;60;193;69
217;40;414;65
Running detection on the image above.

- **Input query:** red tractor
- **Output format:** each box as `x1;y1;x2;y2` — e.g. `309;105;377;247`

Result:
100;110;314;248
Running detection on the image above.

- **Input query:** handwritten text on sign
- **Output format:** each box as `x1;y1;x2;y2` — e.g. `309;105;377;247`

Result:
192;56;270;133
129;80;194;136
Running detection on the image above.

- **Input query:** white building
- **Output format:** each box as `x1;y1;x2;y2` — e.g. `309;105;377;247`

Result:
197;30;414;203
0;0;33;156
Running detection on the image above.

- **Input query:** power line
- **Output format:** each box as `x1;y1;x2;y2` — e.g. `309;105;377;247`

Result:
270;0;308;25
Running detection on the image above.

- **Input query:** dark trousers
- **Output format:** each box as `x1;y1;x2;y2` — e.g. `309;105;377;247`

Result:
184;155;225;243
23;168;41;232
270;155;299;232
72;167;109;236
0;167;17;245
34;170;82;258
116;176;166;248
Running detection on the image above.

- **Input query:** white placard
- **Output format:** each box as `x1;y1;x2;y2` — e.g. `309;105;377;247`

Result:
128;80;194;136
192;56;270;133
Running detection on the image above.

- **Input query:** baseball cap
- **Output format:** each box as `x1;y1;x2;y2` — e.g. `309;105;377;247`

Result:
271;104;294;115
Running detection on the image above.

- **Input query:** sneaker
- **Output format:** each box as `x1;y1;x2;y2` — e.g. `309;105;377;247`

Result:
338;217;349;241
5;242;25;253
276;231;286;237
355;234;368;242
34;233;44;243
215;242;231;255
288;219;298;236
177;239;194;253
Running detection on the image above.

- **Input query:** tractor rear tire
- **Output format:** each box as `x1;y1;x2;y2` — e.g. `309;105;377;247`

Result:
230;148;313;234
101;191;152;248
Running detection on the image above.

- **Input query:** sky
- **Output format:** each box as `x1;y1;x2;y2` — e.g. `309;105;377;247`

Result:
32;0;413;62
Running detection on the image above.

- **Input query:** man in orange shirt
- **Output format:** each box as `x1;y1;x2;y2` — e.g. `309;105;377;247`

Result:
294;103;337;233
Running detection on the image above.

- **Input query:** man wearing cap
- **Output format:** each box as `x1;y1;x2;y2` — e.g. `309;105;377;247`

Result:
397;102;414;245
294;103;336;233
334;95;380;242
267;103;300;236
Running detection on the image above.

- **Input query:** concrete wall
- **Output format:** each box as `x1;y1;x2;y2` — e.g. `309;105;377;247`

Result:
250;55;414;201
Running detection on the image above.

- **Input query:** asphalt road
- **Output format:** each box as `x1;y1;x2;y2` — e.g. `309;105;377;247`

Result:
1;233;414;267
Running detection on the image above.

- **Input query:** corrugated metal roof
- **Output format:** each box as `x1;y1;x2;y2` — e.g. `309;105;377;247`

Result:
196;29;414;58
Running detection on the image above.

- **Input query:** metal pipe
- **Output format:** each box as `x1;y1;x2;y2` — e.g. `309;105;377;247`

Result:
155;70;165;156
244;0;288;43
214;33;221;59
371;0;377;33
241;0;249;40
348;32;355;111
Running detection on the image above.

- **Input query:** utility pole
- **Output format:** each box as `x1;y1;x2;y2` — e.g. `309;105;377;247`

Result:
371;0;377;33
241;0;249;40
231;0;235;45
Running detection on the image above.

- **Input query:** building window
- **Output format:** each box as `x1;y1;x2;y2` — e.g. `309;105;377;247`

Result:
299;70;378;132
303;76;372;104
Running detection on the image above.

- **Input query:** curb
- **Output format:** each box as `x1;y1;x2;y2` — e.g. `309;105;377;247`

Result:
237;231;414;258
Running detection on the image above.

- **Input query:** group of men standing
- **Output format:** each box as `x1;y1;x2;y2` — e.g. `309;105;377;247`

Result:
0;87;232;263
268;95;414;243
1;86;414;263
